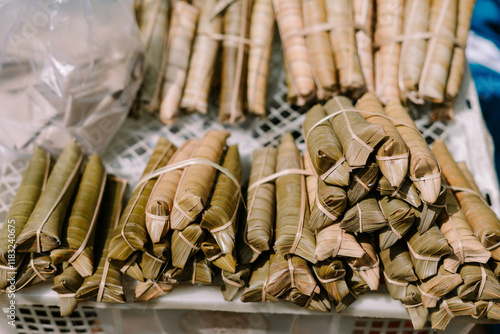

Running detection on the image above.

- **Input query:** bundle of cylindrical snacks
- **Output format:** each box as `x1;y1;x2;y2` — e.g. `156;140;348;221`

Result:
3;94;499;330
133;0;475;124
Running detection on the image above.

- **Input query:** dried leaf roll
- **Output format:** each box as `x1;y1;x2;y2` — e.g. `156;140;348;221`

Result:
171;130;230;231
303;104;350;187
108;138;176;262
16;140;83;253
243;146;277;263
146;139;199;243
76;177;127;303
0;146;50;265
201;145;242;255
51;154;107;278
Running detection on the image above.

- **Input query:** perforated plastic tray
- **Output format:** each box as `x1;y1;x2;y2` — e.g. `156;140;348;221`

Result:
0;65;498;334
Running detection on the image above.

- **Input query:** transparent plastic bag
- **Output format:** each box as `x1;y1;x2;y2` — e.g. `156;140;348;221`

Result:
0;0;145;156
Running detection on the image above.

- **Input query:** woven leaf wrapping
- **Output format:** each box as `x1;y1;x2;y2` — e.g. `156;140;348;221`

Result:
431;296;476;331
140;235;171;280
446;0;476;101
171;224;206;269
241;254;280;303
353;0;375;92
242;146;277;264
440;187;490;273
221;265;251;301
201;238;237;273
399;284;428;330
313;258;357;312
346;234;380;290
315;224;365;261
347;161;379;205
218;0;249;124
457;263;500;301
53;264;84;316
167;253;214;285
384;102;441;203
76;177;127;303
325;0;367;98
474;300;500;321
159;1;199;124
51;154;106;277
380;241;417;284
374;0;403;104
0;146;50;266
266;254;318;301
273;0;315;103
418;268;462;308
17;140;83;253
134;279;177;302
417;186;446;234
308;179;347;231
201;145;242;255
399;0;430;102
109;138;176;261
378;195;415;251
181;0;221;114
325;96;385;168
274;133;316;263
433;138;500;261
16;254;57;291
246;0;274;115
171;130;230;230
418;0;457;103
146;139;199;243
356;92;409;188
406;225;452;280
378;176;422;208
303;0;337;100
340;194;387;233
302;104;349;186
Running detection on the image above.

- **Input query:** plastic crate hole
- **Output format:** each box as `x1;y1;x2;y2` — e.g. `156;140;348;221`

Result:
70;311;82;318
56;320;67;326
291;130;302;140
76;328;88;333
270;117;280;125
433;127;444;136
28;325;38;330
260;123;271;133
35;310;48;317
134;146;146;156
84;310;97;318
19;308;31;315
60;328;71;333
281;110;291;118
387;332;398;334
402;331;413;334
44;326;55;332
72;320;84;326
354;320;367;327
24;317;35;323
486;193;492;206
418;331;430;334
372;321;384;328
369;331;381;334
352;330;364;334
40;318;51;325
404;321;413;328
388;321;401;328
16;324;24;329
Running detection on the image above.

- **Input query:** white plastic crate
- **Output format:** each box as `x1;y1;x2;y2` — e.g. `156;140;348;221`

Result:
0;63;498;334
